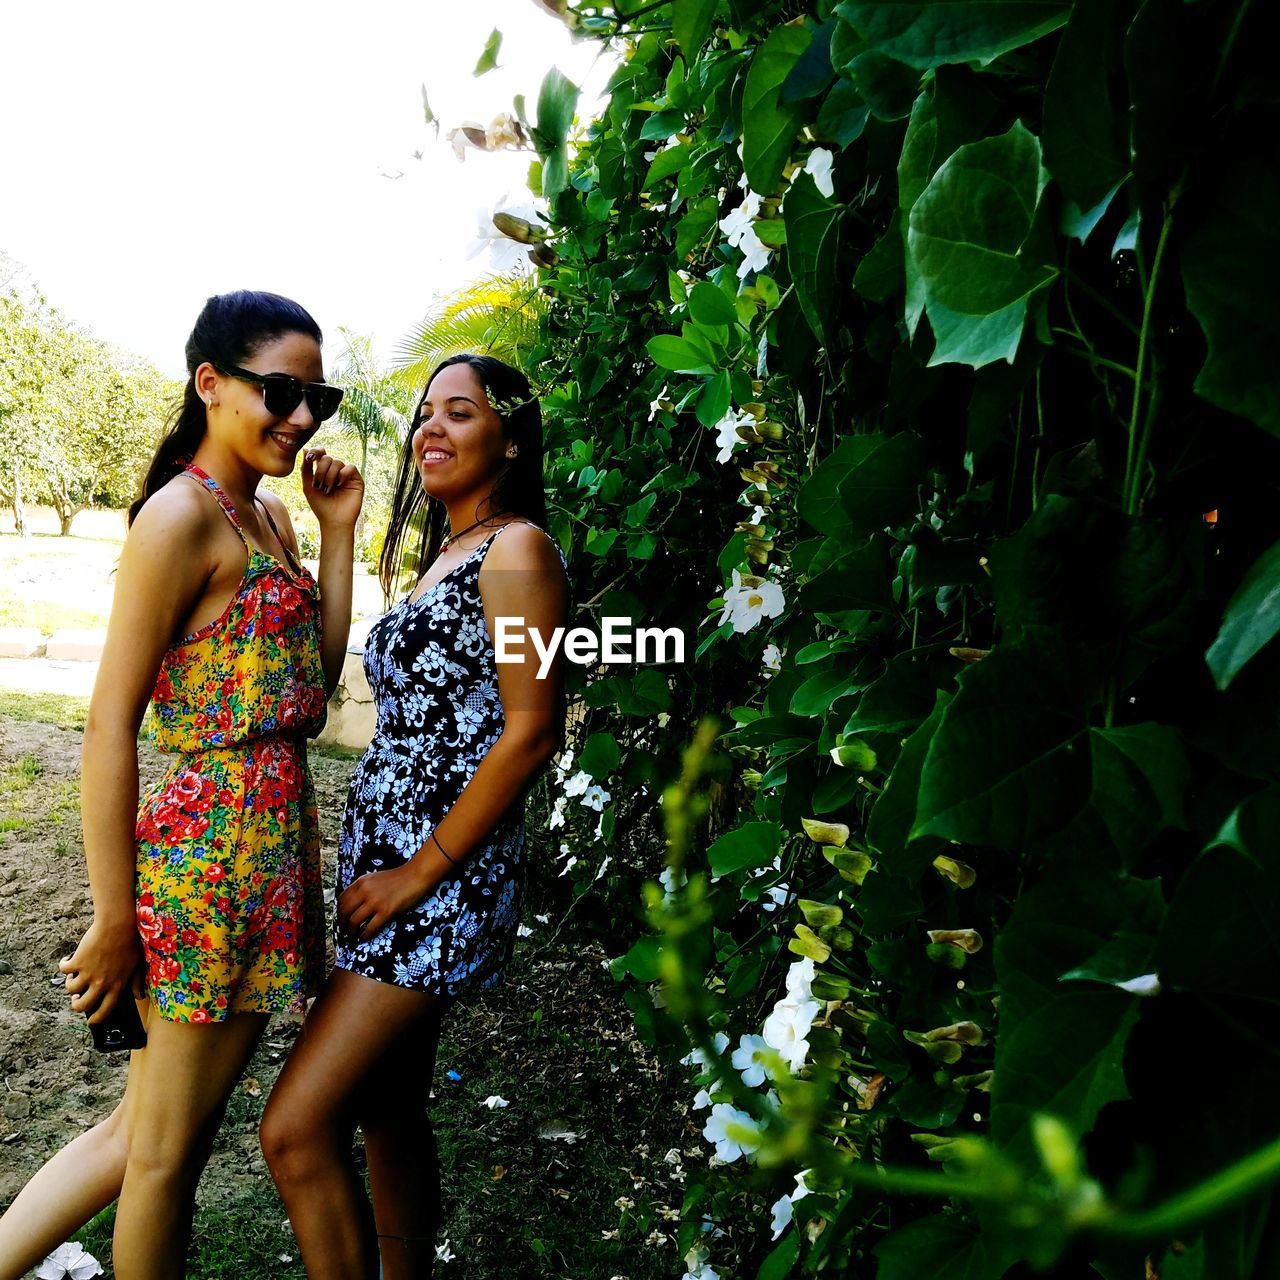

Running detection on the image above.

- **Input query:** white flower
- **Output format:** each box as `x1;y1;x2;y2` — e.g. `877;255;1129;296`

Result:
761;642;782;673
581;783;610;811
718;568;786;634
786;956;816;1003
769;1169;814;1240
465;194;546;273
762;996;821;1074
660;865;688;900
35;1244;104;1280
594;854;612;881
563;769;593;798
436;1239;457;1262
680;1032;729;1071
719;189;762;247
713;407;754;464
554;749;575;778
516;924;534;938
802;147;835;198
548;795;567;830
648;384;671;422
692;1080;720;1109
702;1103;763;1162
731;1034;771;1087
482;1095;510;1109
558;855;579;876
485;113;525;150
735;223;773;279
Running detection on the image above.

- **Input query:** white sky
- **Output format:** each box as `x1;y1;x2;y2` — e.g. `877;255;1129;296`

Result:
0;0;614;378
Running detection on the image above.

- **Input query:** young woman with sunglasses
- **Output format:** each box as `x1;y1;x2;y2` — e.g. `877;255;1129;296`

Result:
260;354;570;1280
0;290;362;1279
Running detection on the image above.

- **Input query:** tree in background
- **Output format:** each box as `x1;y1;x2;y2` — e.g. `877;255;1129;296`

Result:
0;277;176;536
393;271;545;392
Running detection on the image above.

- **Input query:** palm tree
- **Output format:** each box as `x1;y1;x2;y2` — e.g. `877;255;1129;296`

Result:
332;328;412;478
392;272;545;393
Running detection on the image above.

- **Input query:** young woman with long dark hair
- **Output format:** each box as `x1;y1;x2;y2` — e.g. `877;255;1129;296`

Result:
260;354;570;1280
0;290;362;1279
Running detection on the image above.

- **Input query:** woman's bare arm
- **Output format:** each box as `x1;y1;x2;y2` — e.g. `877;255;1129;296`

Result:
63;484;215;1021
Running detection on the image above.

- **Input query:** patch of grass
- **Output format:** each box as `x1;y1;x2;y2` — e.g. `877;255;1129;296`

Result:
0;689;90;730
0;816;27;834
0;590;109;635
0;754;44;791
427;937;692;1279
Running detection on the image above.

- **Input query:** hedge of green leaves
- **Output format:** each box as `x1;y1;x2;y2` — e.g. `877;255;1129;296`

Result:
511;1;1280;1275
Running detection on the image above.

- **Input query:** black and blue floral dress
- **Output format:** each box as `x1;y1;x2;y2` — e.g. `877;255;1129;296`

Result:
334;521;568;997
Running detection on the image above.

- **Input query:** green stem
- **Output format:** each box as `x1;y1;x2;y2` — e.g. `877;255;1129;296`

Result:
1122;211;1174;515
1210;0;1253;98
1050;330;1138;382
1031;367;1045;513
1101;1133;1280;1240
1062;271;1141;337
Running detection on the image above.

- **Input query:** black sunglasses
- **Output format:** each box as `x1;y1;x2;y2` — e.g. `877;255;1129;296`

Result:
214;363;345;422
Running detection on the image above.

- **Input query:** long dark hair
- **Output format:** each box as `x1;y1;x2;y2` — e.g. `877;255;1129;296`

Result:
129;290;324;524
379;354;548;599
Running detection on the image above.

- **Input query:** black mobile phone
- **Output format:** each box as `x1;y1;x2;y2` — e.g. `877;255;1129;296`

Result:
88;996;147;1053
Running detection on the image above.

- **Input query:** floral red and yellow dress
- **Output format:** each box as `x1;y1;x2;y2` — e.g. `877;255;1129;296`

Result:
134;464;328;1024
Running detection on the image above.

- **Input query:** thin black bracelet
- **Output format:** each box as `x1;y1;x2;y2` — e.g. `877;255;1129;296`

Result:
431;830;458;865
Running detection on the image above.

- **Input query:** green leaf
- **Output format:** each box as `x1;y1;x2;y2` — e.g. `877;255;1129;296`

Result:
672;0;717;61
639;110;685;141
783;172;842;343
742;24;811;194
474;27;503;76
1042;0;1127;213
837;431;925;533
854;212;904;302
846;50;919;121
913;647;1090;851
908;120;1055;316
676;197;720;261
1183;157;1280;436
420;83;435;127
1206;539;1280;688
839;0;1069;69
535;67;580;199
791;664;859;717
781;17;836;103
799;538;895;615
612;935;662;982
756;1228;800;1280
926;296;1027;367
643;142;691;188
992;991;1139;1160
696;371;733;427
578;731;620;778
688;282;738;329
1085;724;1188;857
876;1213;1018;1280
1159;786;1280;1004
646;335;717;375
867;691;950;873
707;821;782;877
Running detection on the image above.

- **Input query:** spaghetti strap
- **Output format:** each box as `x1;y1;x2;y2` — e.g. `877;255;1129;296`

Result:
182;463;249;546
255;497;303;574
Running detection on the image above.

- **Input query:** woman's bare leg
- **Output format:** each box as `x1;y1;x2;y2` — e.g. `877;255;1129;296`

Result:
261;969;444;1280
111;1010;268;1278
0;1002;263;1280
357;1005;448;1280
0;1076;132;1280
